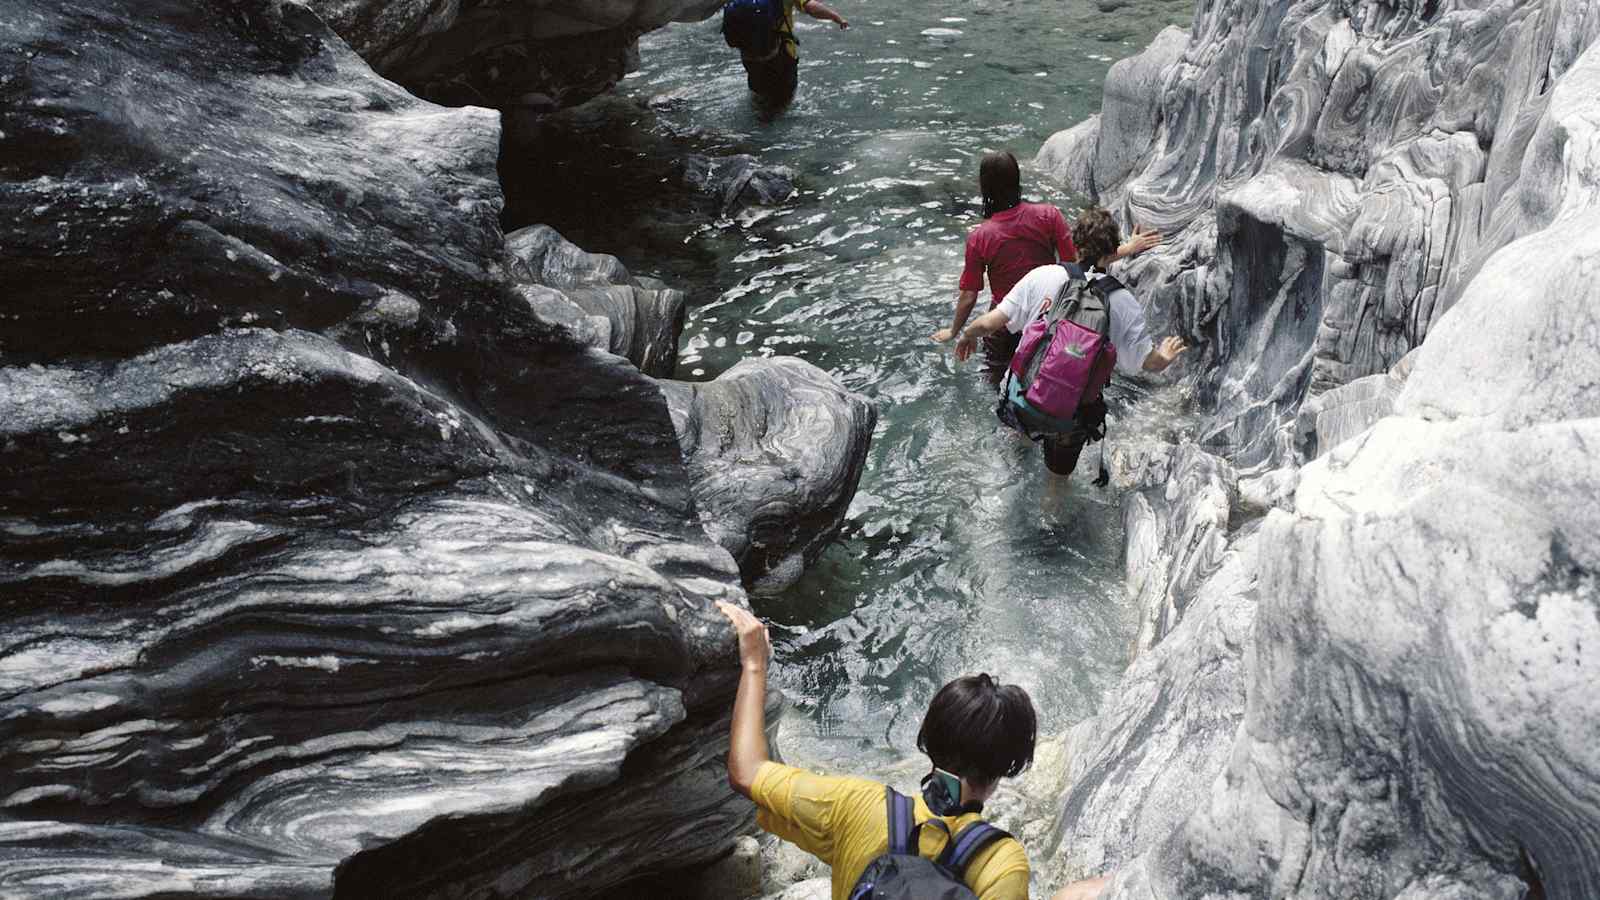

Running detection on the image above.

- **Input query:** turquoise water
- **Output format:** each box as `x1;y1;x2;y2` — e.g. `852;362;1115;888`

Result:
504;0;1191;776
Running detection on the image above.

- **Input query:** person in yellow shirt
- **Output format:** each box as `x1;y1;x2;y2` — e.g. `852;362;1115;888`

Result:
718;600;1074;899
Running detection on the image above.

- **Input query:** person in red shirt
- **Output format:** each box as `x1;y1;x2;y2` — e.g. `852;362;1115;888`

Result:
931;150;1161;382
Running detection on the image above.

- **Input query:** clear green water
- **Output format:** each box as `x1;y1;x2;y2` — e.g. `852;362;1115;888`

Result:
504;0;1191;777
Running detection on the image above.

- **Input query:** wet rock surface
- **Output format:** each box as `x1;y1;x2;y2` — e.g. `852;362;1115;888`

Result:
1038;2;1600;899
662;358;877;595
0;1;870;897
508;224;687;376
307;0;723;107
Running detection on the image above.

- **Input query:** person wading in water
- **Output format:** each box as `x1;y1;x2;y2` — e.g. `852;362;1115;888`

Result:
954;207;1189;486
932;150;1160;383
722;0;849;112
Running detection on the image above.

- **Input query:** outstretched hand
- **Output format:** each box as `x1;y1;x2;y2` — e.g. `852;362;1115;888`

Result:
1117;224;1163;260
716;600;772;673
954;332;979;362
931;327;954;343
1149;335;1189;371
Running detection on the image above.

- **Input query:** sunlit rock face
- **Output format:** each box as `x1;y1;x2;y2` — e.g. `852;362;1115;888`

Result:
662;358;877;595
1035;3;1600;899
1040;0;1600;468
0;1;869;896
306;0;724;107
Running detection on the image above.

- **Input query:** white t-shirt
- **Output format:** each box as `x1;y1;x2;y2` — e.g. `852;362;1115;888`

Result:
995;264;1153;376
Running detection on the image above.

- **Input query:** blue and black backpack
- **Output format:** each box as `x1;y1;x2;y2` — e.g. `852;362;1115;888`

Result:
721;0;786;57
848;788;1013;900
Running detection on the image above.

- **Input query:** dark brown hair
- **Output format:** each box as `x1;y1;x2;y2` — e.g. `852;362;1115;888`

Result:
916;673;1037;784
979;151;1022;219
1072;207;1122;269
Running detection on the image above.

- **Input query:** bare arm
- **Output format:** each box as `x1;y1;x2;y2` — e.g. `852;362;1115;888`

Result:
932;289;980;342
953;308;1011;361
717;601;773;798
1140;335;1189;372
1109;224;1162;263
1050;875;1111;900
801;0;849;28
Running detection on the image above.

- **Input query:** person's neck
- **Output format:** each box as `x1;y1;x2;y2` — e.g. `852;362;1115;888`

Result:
958;777;990;808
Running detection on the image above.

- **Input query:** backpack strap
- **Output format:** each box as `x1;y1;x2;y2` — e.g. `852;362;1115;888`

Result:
1087;272;1124;296
885;788;917;855
937;821;1013;878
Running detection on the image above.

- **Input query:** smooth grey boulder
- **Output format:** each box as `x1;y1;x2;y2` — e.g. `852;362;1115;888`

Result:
306;0;723;107
507;224;686;377
661;359;877;595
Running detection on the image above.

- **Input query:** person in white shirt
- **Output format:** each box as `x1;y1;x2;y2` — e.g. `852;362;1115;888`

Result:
952;208;1188;478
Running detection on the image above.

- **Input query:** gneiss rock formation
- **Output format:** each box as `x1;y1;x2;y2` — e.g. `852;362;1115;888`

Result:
0;1;868;897
305;0;723;107
1037;1;1600;898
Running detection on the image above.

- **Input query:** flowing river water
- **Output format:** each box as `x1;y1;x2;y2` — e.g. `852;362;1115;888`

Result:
504;0;1192;844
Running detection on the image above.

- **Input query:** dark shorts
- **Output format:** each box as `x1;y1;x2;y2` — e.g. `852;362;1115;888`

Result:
742;50;798;105
1041;398;1109;477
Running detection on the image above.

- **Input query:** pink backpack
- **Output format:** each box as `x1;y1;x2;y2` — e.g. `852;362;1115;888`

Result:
999;264;1118;435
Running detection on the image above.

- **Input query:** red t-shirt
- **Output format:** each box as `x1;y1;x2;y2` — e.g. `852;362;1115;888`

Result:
958;202;1077;307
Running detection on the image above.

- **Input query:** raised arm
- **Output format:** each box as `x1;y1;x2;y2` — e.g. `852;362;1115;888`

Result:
953;308;1012;361
717;601;773;798
800;0;849;28
932;289;980;343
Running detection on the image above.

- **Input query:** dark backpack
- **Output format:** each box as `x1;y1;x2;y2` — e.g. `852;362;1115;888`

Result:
721;0;786;57
848;789;1012;900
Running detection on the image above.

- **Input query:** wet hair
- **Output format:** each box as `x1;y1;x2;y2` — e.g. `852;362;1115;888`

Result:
916;673;1037;784
1072;207;1122;269
978;151;1022;219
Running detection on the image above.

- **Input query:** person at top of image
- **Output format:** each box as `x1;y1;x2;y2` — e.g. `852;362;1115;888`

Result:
716;599;1118;900
932;150;1161;383
953;207;1189;484
721;0;849;111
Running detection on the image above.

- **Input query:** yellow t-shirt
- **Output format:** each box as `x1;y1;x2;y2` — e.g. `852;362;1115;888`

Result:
750;761;1030;900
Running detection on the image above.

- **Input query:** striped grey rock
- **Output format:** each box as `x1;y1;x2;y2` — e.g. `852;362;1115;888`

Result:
1038;1;1600;469
1044;526;1258;888
1119;444;1238;653
0;1;871;896
507;224;687;377
1293;350;1415;462
662;359;877;595
1036;7;1600;898
306;0;723;107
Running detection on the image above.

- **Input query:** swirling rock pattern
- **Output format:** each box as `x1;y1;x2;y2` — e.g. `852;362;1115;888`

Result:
662;359;877;595
1039;0;1600;469
507;224;687;377
0;1;870;896
306;0;724;107
1036;5;1600;898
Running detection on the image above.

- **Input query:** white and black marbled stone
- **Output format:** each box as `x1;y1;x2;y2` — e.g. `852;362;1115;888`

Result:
0;1;871;896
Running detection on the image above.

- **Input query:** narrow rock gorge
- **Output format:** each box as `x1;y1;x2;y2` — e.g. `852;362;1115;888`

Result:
0;1;869;896
1037;1;1600;897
